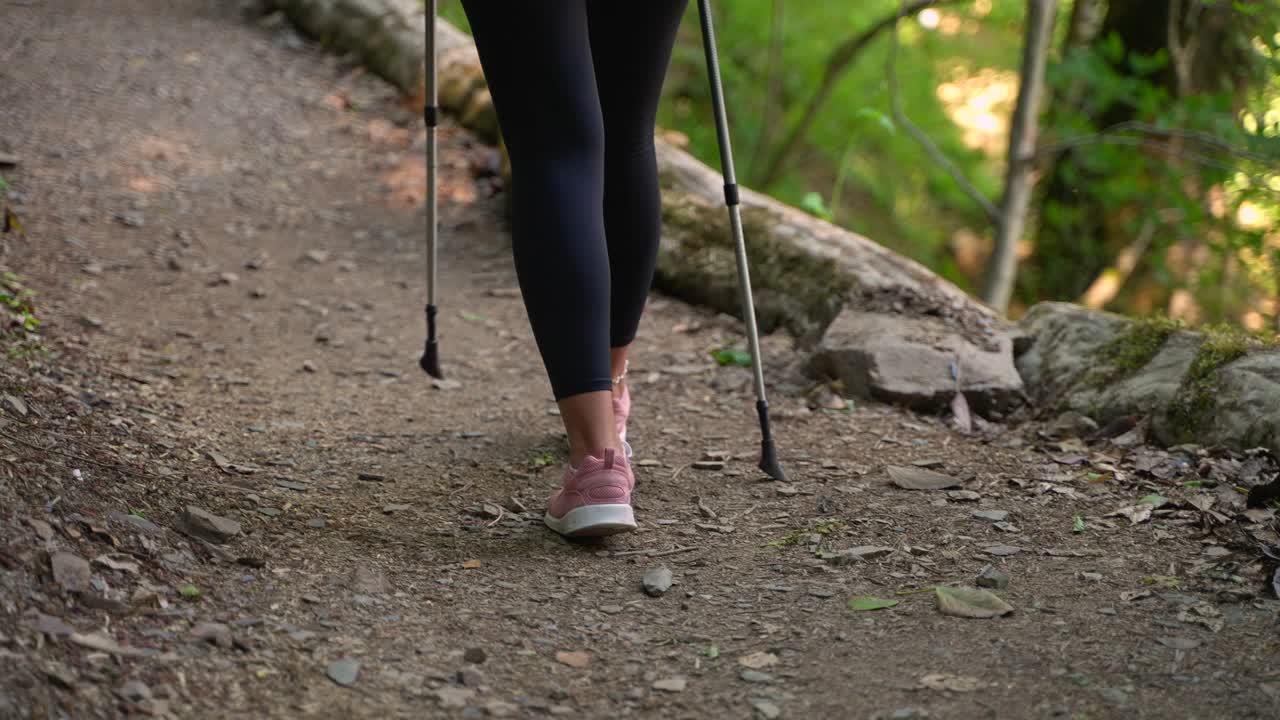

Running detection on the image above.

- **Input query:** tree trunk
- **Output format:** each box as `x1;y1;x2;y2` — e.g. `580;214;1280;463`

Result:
982;0;1057;314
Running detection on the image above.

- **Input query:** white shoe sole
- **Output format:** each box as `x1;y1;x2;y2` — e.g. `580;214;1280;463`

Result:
544;504;637;538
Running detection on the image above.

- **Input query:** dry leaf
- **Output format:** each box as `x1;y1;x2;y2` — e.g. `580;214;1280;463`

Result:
935;586;1014;618
461;559;481;570
738;651;779;669
555;650;590;668
920;673;986;692
888;466;962;491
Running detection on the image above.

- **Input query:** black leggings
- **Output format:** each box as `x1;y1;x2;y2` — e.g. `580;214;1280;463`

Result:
461;1;688;400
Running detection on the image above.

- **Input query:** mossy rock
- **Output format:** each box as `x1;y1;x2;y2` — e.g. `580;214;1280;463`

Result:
654;193;852;345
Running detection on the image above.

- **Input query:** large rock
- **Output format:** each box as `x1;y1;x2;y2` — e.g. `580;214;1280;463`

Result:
1017;302;1280;455
806;310;1023;416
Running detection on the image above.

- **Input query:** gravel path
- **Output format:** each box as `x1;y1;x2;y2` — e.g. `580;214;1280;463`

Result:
1;2;1277;718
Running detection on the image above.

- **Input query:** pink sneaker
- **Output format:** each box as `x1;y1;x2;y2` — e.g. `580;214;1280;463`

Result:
544;448;637;537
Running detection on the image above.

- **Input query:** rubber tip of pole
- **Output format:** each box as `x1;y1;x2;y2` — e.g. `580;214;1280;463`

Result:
420;339;442;379
759;439;787;482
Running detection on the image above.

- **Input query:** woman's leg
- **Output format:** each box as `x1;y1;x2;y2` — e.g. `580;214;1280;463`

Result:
586;0;690;395
460;1;622;465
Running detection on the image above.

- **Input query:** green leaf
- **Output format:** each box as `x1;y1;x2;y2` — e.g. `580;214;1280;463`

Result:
847;596;898;611
1138;494;1169;509
459;311;487;322
704;645;720;659
854;107;896;135
1073;515;1086;534
179;584;202;599
710;348;752;368
799;192;834;221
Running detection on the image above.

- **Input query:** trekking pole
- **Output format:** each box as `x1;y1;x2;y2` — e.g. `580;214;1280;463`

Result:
419;0;443;379
696;0;786;482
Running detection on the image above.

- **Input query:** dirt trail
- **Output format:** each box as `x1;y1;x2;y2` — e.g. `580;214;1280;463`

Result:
2;2;1277;718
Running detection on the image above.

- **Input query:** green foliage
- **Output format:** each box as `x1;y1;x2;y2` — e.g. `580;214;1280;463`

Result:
1;271;45;363
765;519;843;548
710;347;753;368
1033;6;1280;321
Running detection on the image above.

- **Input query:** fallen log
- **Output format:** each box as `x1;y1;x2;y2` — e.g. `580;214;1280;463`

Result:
261;0;1024;414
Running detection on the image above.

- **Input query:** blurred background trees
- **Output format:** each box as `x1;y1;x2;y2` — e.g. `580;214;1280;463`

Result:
443;1;1280;329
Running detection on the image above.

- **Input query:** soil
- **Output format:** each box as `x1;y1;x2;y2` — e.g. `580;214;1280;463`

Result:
2;2;1278;718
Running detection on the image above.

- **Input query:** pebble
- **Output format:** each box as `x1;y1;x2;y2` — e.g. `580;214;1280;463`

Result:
976;565;1009;590
752;700;782;719
457;667;485;687
463;647;487;664
434;687;476;707
257;507;282;518
190;622;233;649
652;676;687;692
739;670;774;684
115;680;152;702
383;504;412;514
971;510;1009;523
307;518;326;529
642;566;673;597
948;490;981;502
555;651;591;668
326;659;361;687
821;546;893;565
50;552;91;593
692;460;725;471
179;506;241;544
276;480;308;492
983;545;1022;557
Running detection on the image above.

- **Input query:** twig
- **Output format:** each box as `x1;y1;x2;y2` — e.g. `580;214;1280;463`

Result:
485;506;505;528
0;428;128;474
613;545;696;558
886;1;1000;225
730;504;759;523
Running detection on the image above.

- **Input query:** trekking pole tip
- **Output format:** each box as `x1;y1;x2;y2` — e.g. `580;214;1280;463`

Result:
758;438;787;482
420;304;442;378
420;339;442;379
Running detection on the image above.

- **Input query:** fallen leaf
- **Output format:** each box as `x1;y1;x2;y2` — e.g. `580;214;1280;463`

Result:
848;596;898;611
738;651;779;669
888;466;961;491
461;559;481;570
555;650;590;669
652;676;687;692
920;673;985;692
92;554;140;574
69;632;154;657
935;586;1014;619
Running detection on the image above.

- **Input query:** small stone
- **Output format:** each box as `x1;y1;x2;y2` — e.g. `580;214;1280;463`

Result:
327;659;361;687
484;700;518;717
993;521;1019;533
108;510;161;534
752;700;782;719
463;647;487;664
307;518;326;529
555;650;590;669
971;510;1009;522
642;566;673;597
115;680;152;702
304;249;330;263
739;670;774;684
2;394;28;416
50;552;91;593
30;612;75;637
458;667;485;687
179;506;241;544
190;622;233;649
983;545;1021;557
357;472;387;482
114;211;145;227
382;504;412;514
948;490;981;502
1097;687;1130;706
652;676;687;692
350;566;390;594
434;687;476;708
432;378;463;391
976;565;1009;589
257;507;282;518
216;272;239;285
822;546;893;565
692;460;726;471
276;480;308;492
302;360;317;373
1080;572;1104;582
28;518;54;541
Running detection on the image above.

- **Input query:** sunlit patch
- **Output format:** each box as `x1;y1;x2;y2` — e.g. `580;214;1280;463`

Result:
935;67;1017;156
1168;289;1200;324
379;156;479;209
918;9;940;30
1237;201;1270;230
1242;311;1266;332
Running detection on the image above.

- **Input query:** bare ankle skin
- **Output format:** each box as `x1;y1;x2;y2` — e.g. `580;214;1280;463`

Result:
557;390;624;466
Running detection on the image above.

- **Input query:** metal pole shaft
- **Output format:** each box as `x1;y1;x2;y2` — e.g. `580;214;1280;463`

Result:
696;0;768;408
426;0;438;309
